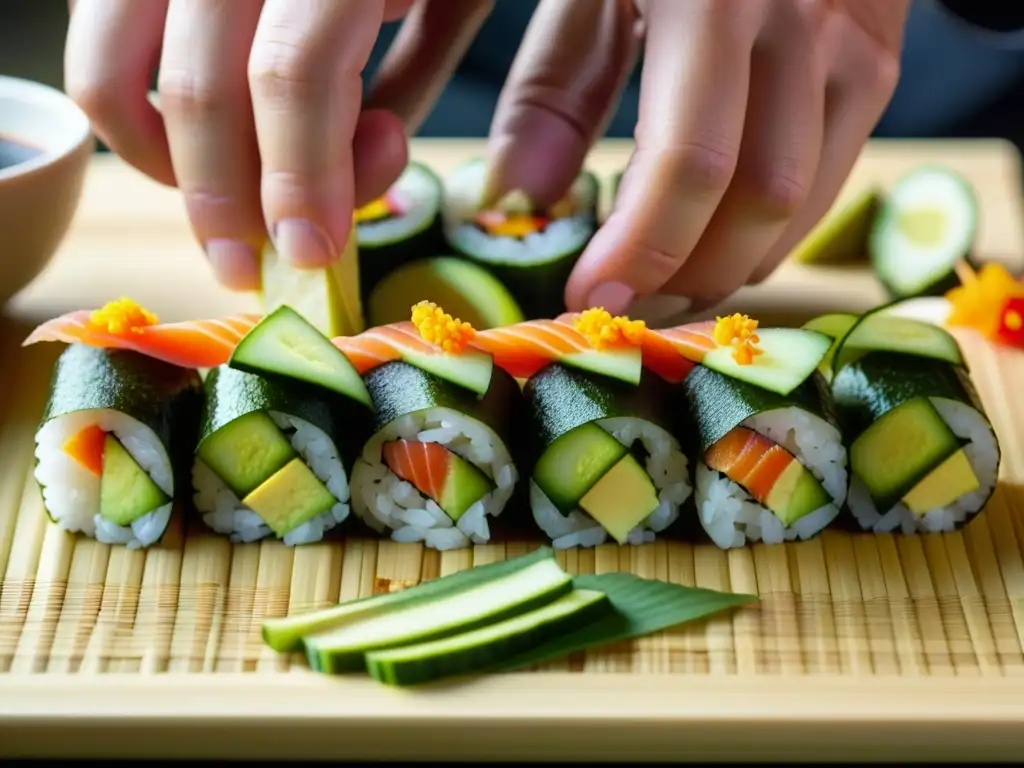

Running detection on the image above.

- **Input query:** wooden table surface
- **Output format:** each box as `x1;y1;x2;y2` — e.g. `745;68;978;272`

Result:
5;137;1024;330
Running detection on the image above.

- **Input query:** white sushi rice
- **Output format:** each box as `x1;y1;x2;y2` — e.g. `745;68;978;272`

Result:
847;397;999;534
695;407;848;550
530;418;692;550
192;411;350;546
348;408;518;551
34;408;174;549
442;158;596;265
356;163;439;246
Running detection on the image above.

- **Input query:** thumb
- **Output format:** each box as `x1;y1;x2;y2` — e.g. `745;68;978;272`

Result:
482;0;640;209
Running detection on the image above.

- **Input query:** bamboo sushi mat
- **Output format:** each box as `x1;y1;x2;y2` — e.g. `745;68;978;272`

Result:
1;319;1023;678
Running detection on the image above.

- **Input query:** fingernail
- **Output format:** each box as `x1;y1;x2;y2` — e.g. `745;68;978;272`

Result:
628;294;693;326
586;282;636;316
205;239;260;292
272;218;336;269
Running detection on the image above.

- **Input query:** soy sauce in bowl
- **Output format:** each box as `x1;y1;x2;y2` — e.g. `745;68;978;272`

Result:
0;134;42;171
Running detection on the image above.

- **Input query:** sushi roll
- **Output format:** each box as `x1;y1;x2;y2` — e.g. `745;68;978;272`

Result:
32;343;203;548
663;313;846;549
441;158;599;319
475;309;695;549
341;302;524;550
355;162;446;304
191;306;376;545
821;308;1000;533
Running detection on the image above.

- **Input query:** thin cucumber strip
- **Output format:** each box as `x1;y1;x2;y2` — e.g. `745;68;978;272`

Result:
830;307;964;376
699;327;833;397
365;589;612;687
302;557;573;673
262;546;555;652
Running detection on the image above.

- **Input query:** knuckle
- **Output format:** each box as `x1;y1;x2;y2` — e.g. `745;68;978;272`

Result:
157;68;226;115
869;51;901;100
750;162;810;217
248;37;322;103
65;73;123;124
659;137;739;194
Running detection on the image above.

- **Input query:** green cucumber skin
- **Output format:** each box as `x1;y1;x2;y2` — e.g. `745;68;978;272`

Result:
829;352;989;444
308;573;574;675
37;345;204;523
366;591;612;687
199;365;372;470
358;216;445;304
681;364;840;454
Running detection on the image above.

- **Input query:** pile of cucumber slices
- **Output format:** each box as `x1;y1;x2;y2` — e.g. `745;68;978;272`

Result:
793;165;980;301
262;547;755;687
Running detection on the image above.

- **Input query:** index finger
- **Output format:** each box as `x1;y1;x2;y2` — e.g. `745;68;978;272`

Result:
564;0;763;314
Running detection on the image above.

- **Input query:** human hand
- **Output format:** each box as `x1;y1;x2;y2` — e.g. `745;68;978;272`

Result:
485;0;912;317
63;0;493;291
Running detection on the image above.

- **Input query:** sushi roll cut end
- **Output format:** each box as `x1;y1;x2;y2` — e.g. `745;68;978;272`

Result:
354;162;441;246
35;411;174;549
846;395;999;534
695;407;848;549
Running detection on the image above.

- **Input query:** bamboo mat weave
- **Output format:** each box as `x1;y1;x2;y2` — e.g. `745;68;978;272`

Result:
0;317;1022;679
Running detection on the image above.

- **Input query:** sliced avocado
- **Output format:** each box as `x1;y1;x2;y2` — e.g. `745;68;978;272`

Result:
242;457;337;537
99;434;170;526
260;230;364;338
763;460;831;526
700;327;833;397
368;257;525;331
850;397;961;510
902;448;980;516
437;451;495;522
229;304;372;408
790;187;881;265
197;411;297;498
533;422;627;514
578;453;660;544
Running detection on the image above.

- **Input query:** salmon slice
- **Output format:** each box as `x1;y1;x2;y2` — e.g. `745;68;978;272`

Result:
653;321;719;363
471;317;596;379
704;427;795;505
332;322;444;375
382;439;450;503
62;424;106;476
640;328;697;383
23;310;260;369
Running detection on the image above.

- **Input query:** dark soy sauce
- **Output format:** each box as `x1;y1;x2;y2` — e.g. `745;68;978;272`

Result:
0;134;43;171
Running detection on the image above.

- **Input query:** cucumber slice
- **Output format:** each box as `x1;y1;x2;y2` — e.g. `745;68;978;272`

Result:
229;304;372;408
263;547;555;652
791;187;881;265
533;422;628;513
303;557;573;674
869;166;978;298
831;309;964;375
802;313;858;382
561;345;643;387
365;588;611;686
401;341;496;399
260;230;364;338
367;256;525;330
701;327;832;396
99;434;171;526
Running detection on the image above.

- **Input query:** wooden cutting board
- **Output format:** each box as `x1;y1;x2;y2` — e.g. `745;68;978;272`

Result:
2;139;1024;762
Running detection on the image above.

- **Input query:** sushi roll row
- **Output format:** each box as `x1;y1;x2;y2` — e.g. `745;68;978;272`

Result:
23;292;1001;552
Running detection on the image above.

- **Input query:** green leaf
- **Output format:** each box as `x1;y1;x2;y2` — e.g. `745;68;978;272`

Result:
262;545;555;652
494;573;758;673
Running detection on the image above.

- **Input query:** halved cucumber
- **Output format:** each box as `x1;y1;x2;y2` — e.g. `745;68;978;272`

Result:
701;327;833;396
791;186;881;265
260;230;364;338
229;304;372;408
831;308;964;375
303;556;573;674
365;588;611;687
869;166;978;298
368;256;525;330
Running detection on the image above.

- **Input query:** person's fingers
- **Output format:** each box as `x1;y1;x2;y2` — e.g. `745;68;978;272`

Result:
351;108;410;206
483;0;641;209
157;0;264;291
747;14;905;285
564;0;762;315
659;4;829;308
64;0;175;186
248;0;405;269
365;0;494;136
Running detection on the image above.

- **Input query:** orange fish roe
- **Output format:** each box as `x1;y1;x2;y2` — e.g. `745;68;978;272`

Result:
713;313;764;365
88;298;158;336
411;301;476;354
573;307;646;350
